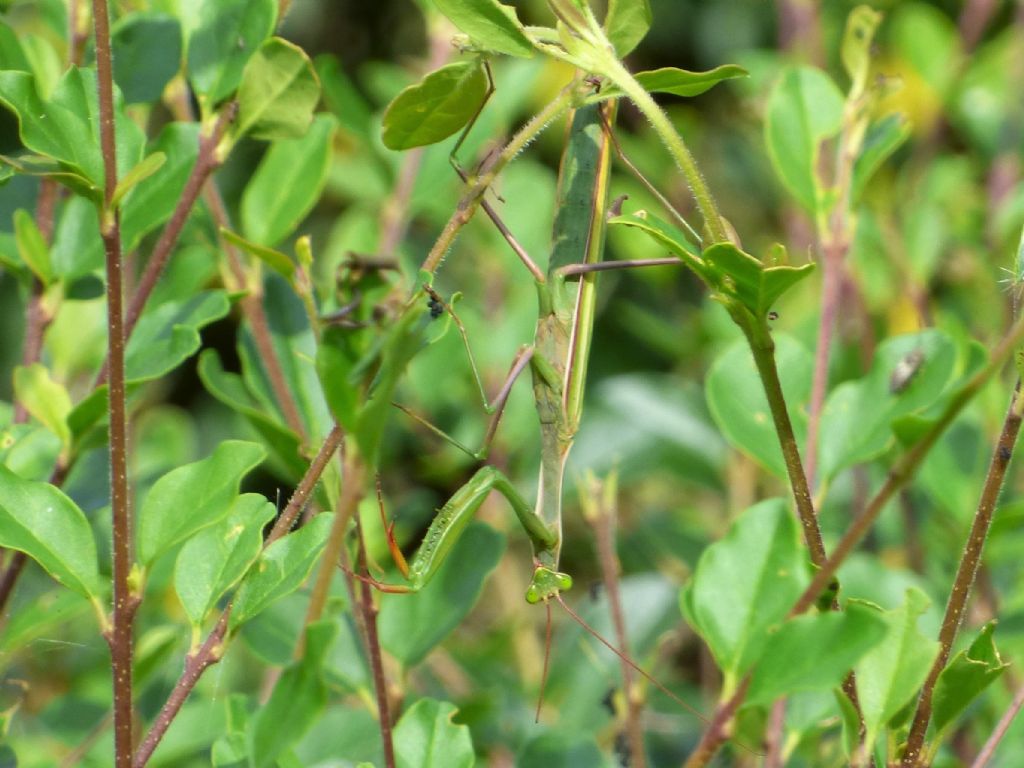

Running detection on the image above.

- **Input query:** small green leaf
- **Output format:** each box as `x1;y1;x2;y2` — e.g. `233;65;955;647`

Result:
382;60;489;150
851;114;911;201
932;621;1007;736
187;0;277;106
13;208;52;283
705;335;813;478
394;699;475;768
125;291;232;383
841;6;882;95
175;493;276;627
221;228;295;279
138;440;267;566
605;64;747;99
233;37;320;141
249;622;336;767
765;67;844;214
603;0;651;56
230;513;334;629
433;0;534;57
681;499;809;693
380;522;506;666
0;464;102;601
112;12;182;105
241;113;336;246
703;242;815;319
608;208;704;276
746;603;888;706
111;151;166;210
12;364;71;454
854;589;939;752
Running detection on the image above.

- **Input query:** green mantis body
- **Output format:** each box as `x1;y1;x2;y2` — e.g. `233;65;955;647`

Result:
377;100;616;604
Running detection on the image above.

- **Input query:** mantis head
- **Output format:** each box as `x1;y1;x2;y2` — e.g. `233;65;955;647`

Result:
525;566;573;604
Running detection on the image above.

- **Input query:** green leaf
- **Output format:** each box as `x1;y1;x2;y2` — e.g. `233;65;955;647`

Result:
841;5;882;94
382;60;489;150
0;21;30;72
241;113;336;246
0;67;145;199
0;588;91;655
112;12;182;105
0;464;102;601
818;330;957;482
854;589;939;752
137;440;267;566
703;242;815;319
605;64;747;99
111;151;166;210
432;0;534;57
765;67;844;214
680;499;809;692
380;522;505;666
233;37;320;141
851;114;911;201
316;54;372;137
889;2;961;97
746;603;887;706
607;208;704;276
187;0;277;106
13;208;52;283
221;228;296;279
230;512;334;629
174;493;276;627
705;335;813;478
603;0;651;56
518;733;604;767
197;350;307;480
12;364;71;454
394;699;475;768
125;291;232;383
932;621;1007;736
249;622;335;767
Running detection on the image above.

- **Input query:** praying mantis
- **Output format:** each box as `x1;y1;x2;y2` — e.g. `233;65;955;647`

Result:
369;98;676;605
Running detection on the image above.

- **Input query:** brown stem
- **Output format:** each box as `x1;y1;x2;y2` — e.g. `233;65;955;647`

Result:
763;700;786;768
266;424;345;545
901;381;1023;767
92;0;135;764
354;513;397;768
681;677;750;768
132;614;228;768
746;334;827;566
584;475;646;768
202;184;308;440
94;105;238;387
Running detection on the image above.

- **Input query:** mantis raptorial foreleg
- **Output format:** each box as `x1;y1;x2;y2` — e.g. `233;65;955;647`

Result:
363;466;571;604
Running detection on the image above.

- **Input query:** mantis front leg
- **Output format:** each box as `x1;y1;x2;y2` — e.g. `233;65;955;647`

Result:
369;465;572;604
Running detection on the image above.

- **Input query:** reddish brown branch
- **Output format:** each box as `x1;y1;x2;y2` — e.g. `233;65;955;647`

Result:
901;381;1023;766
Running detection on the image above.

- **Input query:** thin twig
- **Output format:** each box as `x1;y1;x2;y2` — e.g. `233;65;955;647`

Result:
970;680;1024;768
901;381;1023;766
354;513;397;768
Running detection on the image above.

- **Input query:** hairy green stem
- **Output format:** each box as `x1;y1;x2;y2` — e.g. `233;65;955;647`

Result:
901;380;1023;766
599;56;727;243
